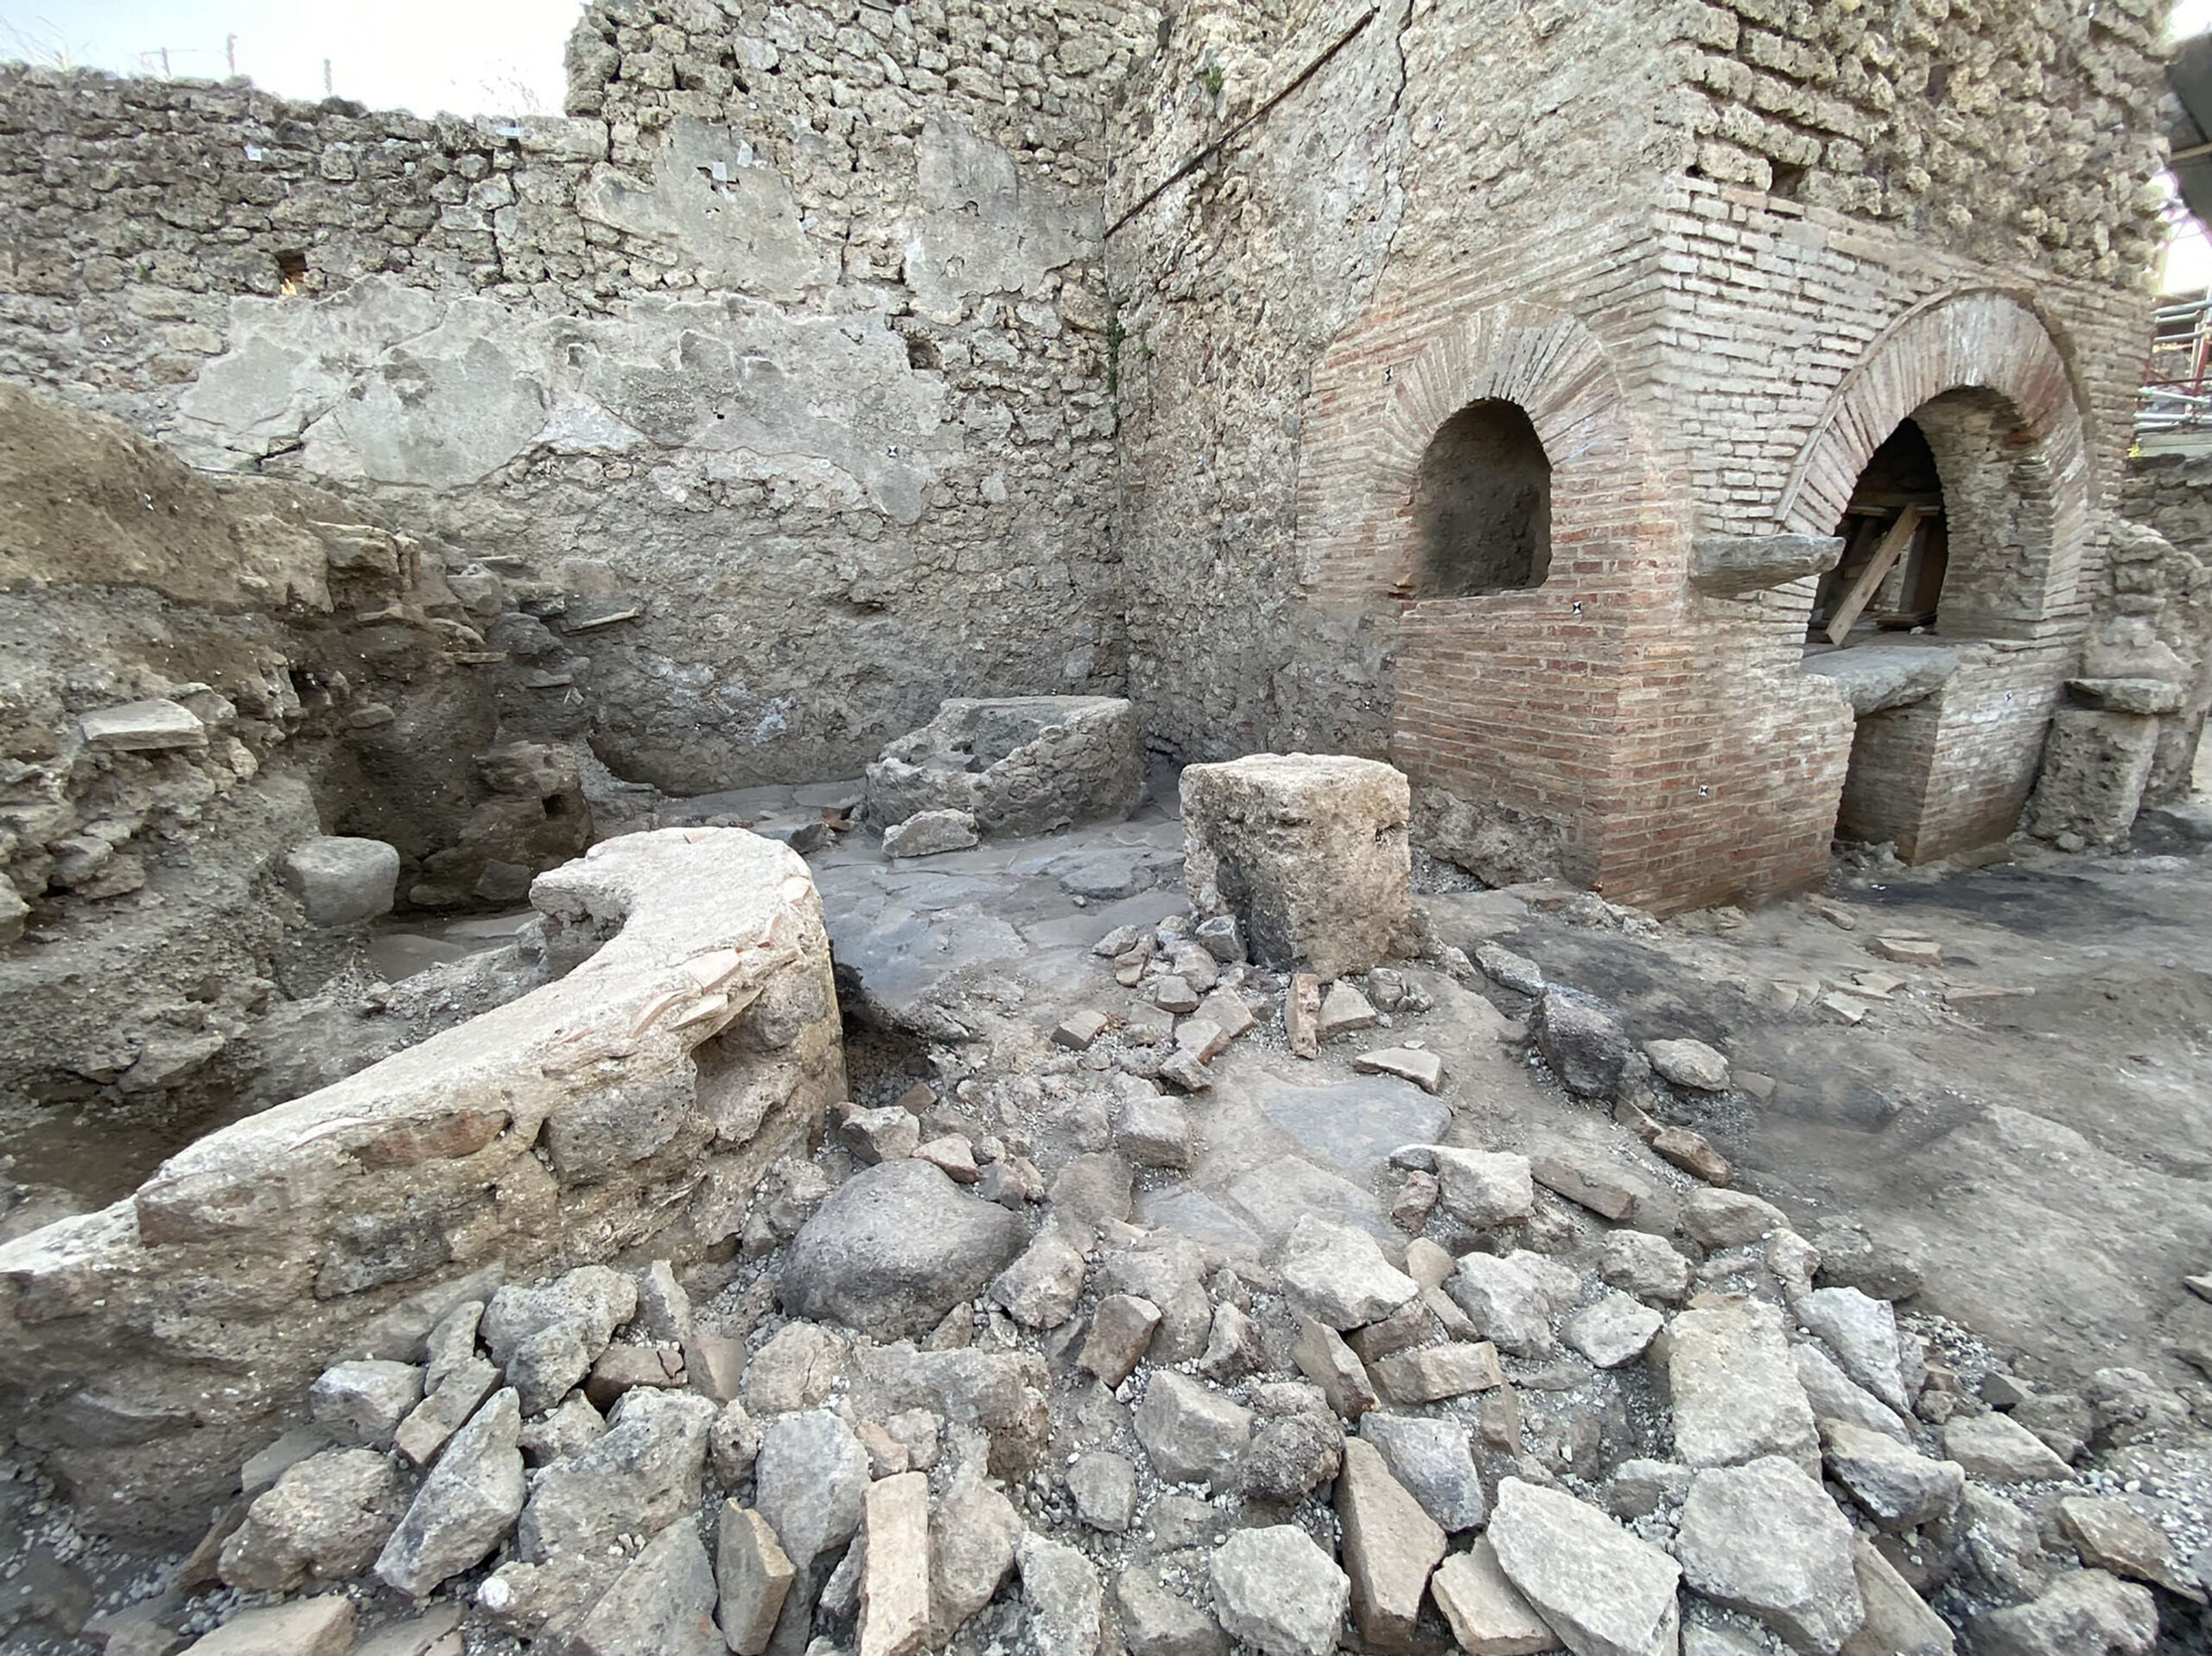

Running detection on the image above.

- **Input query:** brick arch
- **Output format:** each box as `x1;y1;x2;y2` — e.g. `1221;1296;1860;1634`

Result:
1776;289;2091;626
1296;296;1736;908
1299;301;1664;604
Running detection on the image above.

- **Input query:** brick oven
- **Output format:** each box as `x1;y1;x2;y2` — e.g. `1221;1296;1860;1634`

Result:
1112;0;2164;914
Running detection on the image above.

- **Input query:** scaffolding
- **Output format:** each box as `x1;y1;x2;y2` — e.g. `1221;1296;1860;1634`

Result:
2141;292;2212;436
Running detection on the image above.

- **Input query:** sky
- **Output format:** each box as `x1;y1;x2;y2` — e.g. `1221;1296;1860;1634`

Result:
2162;0;2212;294
0;0;578;116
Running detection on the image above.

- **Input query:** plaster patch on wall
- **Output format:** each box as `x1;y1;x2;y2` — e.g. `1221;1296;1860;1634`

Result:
175;277;447;465
903;111;1096;318
173;281;952;520
576;118;834;297
567;299;954;525
537;392;652;456
306;300;552;489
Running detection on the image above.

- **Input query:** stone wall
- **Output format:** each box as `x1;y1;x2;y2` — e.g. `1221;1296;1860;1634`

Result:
1102;0;1402;762
1661;0;2170;285
0;0;2179;901
0;827;845;1537
2113;454;2212;800
0;0;1159;790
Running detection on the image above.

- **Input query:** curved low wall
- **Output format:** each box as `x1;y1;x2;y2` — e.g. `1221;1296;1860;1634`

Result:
0;826;846;1537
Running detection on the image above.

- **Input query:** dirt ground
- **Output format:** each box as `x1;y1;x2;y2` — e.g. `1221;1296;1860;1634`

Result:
1428;831;2212;1395
5;778;2211;1653
642;766;2212;1400
18;761;2211;1402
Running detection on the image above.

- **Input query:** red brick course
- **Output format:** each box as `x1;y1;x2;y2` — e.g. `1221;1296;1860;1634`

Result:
1294;182;2144;913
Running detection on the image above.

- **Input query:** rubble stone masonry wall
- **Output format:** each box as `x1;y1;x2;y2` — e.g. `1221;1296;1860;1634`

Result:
1661;0;2169;285
0;0;1160;791
0;0;2178;905
2116;454;2212;797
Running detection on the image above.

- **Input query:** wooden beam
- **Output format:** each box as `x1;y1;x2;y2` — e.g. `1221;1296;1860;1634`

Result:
1825;508;1929;646
1815;515;1884;617
1841;490;1944;513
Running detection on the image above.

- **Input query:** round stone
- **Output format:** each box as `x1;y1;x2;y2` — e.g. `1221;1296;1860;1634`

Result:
778;1159;1026;1340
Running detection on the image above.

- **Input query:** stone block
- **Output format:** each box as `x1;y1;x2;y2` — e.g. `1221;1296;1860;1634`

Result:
1210;1526;1348;1656
182;1596;355;1655
1351;1048;1445;1094
1665;1299;1819;1474
1180;755;1412;979
865;697;1141;837
2068;677;2182;715
859;1472;930;1656
80;698;207;752
1430;1538;1559;1654
882;809;979;858
281;837;402;926
1488;1480;1679;1656
2024;708;2158;846
1691;533;1841;596
1337;1438;1446;1653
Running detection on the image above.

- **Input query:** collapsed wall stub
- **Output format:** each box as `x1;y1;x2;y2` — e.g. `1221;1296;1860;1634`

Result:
2112;460;2212;805
2019;507;2212;846
862;695;1142;838
0;827;844;1536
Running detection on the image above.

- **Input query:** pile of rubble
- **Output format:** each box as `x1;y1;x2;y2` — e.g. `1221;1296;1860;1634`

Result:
39;938;2209;1656
10;755;2210;1656
863;697;1142;859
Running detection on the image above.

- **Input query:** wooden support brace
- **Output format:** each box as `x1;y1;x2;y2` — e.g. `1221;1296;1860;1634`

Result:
1825;508;1929;646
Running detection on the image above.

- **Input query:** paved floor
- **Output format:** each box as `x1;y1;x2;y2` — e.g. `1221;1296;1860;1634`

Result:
383;779;2212;1392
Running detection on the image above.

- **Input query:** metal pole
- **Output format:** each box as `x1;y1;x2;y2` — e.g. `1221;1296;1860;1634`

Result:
323;58;333;95
226;34;236;74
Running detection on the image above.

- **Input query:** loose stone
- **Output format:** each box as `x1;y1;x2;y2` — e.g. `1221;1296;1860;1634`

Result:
1277;1213;1420;1329
1080;1294;1163;1386
715;1504;795;1656
1133;1373;1252;1491
1360;1413;1488;1532
1488;1479;1681;1656
1674;1456;1866;1655
1209;1525;1351;1656
1431;1538;1562;1655
375;1388;526;1599
859;1471;931;1656
1336;1437;1447;1653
